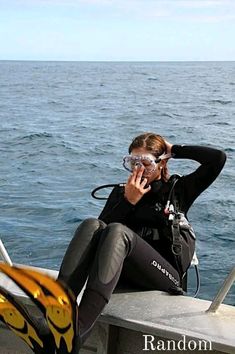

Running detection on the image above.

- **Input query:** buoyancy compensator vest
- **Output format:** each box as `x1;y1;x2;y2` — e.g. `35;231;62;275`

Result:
91;177;200;297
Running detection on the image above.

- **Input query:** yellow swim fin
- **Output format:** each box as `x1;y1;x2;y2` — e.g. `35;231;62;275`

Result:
0;264;79;354
0;285;54;354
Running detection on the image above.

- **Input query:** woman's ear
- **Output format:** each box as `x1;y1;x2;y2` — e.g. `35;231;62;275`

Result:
160;160;167;169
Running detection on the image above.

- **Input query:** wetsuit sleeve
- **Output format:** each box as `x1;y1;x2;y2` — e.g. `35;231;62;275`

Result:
172;145;226;210
98;185;135;224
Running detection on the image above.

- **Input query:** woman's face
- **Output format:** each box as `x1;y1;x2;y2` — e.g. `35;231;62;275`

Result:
130;147;165;184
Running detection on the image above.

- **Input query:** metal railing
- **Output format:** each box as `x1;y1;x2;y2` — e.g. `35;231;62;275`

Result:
207;266;235;313
0;239;13;266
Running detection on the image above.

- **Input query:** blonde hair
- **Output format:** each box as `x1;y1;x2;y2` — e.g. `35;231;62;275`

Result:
128;132;170;181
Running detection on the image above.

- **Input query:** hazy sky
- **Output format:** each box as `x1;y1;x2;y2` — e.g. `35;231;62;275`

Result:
1;0;235;61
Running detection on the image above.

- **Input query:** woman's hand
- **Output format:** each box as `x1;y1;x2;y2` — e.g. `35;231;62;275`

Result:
124;166;151;205
164;139;173;155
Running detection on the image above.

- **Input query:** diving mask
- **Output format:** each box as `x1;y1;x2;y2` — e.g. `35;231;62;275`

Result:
122;153;171;175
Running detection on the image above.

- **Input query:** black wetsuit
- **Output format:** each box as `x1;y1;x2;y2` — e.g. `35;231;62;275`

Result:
58;145;226;345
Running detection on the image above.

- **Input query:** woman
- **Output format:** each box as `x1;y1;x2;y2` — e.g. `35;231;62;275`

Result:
0;133;227;354
57;132;226;351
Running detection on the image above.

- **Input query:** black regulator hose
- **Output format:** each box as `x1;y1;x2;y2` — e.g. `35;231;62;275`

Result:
91;183;125;200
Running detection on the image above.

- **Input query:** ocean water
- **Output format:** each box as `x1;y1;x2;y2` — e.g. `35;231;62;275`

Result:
0;61;234;305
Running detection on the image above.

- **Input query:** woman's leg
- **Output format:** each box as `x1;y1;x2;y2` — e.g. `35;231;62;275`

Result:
58;218;106;297
119;237;181;291
78;222;180;343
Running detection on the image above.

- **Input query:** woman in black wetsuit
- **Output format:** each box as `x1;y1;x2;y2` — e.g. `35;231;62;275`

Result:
57;132;226;350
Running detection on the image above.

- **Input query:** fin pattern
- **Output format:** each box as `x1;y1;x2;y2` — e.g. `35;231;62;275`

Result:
0;286;46;353
0;264;78;354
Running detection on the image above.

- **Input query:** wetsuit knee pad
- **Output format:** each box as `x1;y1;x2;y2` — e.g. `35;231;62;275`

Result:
76;218;106;234
104;222;135;239
59;218;106;281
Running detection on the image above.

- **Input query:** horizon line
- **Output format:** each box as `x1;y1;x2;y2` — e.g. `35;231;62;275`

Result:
1;59;235;63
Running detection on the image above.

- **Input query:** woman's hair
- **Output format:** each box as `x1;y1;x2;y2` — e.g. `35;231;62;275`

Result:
128;132;170;181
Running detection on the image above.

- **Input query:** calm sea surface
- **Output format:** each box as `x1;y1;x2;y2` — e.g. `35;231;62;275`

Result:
0;61;234;305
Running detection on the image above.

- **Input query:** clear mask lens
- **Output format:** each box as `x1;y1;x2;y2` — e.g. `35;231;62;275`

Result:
123;155;157;174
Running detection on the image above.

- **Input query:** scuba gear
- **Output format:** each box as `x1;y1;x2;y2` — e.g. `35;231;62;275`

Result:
163;174;200;296
91;176;200;297
0;285;54;354
123;154;159;175
122;152;172;175
91;183;124;200
0;263;80;354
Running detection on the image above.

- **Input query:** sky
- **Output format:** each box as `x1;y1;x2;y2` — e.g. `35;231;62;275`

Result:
0;0;235;61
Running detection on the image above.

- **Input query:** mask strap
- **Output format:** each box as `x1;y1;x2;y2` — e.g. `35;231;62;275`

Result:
157;153;172;161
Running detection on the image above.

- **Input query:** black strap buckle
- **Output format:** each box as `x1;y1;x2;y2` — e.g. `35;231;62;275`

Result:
171;243;182;256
